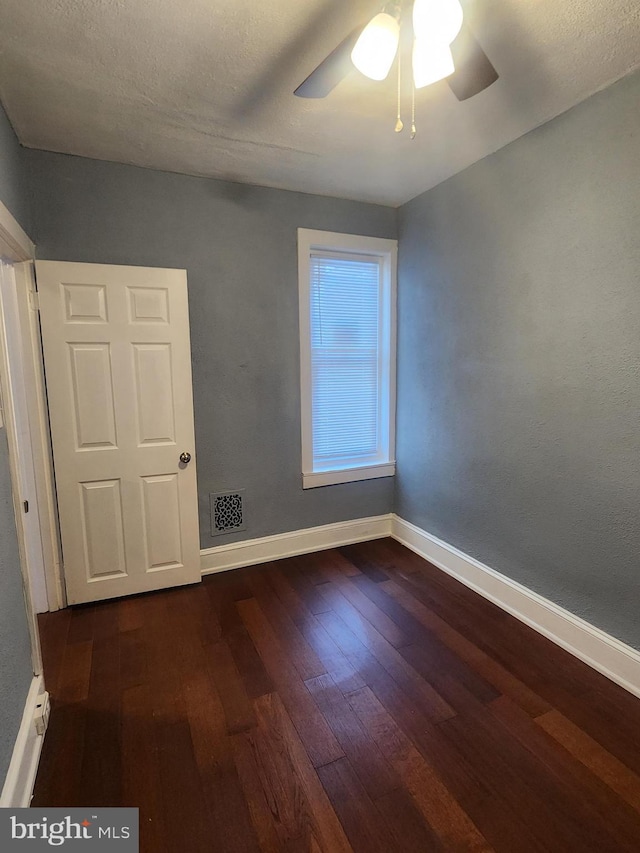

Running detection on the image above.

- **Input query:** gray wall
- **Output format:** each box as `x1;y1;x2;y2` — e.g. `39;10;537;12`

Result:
27;153;397;546
396;69;640;649
0;103;34;787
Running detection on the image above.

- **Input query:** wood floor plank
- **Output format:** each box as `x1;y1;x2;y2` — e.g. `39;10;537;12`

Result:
385;555;594;707
191;579;224;639
270;561;367;694
205;572;254;636
380;577;551;716
305;673;400;800
121;684;168;853
543;688;640;778
37;608;71;697
347;685;492;851
154;695;218;853
317;554;410;648
205;575;275;699
536;708;640;813
197;753;261;853
182;665;228;758
278;558;333;614
182;660;262;853
234;730;285;853
265;563;315;623
248;571;328;681
352;572;501;705
245;693;319;848
379;539;511;624
91;598;120;641
588;675;640;724
224;618;276;701
438;697;619;852
316;757;397;853
119;588;166;639
30;702;87;807
237;597;345;768
294;614;366;696
77;632;122;806
143;592;188;696
206;639;257;734
289;551;334;587
385;555;594;716
381;538;613;705
56;638;93;704
374;786;445;852
316;588;456;722
119;627;148;691
118;594;146;634
254;692;354;853
400;640;500;710
490;695;640;850
66;603;95;645
339;541;394;583
351;571;430;641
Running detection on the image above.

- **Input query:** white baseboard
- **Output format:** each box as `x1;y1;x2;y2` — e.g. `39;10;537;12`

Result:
201;514;393;575
0;675;49;807
392;515;640;699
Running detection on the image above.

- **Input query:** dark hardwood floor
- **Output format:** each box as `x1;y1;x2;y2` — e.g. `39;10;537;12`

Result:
33;538;640;851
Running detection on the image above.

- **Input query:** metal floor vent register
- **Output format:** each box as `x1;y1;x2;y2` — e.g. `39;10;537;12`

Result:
210;490;245;536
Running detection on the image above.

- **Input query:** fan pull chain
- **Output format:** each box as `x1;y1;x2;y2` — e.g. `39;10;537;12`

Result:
395;53;403;132
410;83;417;139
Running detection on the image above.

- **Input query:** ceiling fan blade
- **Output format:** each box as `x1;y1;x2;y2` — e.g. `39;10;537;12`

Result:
447;26;498;101
294;26;361;98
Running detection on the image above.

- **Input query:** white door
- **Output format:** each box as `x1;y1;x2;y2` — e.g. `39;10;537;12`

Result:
36;261;201;604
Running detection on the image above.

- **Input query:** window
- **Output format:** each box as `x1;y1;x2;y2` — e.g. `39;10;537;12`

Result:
298;229;397;488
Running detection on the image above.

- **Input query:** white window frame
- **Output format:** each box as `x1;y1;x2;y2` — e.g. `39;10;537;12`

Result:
298;228;397;489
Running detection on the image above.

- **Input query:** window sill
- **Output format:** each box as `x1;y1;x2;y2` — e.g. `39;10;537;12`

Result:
302;463;395;489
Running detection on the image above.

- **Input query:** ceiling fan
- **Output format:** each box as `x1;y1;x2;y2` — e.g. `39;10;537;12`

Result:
294;0;498;123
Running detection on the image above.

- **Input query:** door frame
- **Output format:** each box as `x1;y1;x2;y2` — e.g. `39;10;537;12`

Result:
0;210;64;618
0;201;44;675
0;262;48;612
0;202;65;614
13;262;66;611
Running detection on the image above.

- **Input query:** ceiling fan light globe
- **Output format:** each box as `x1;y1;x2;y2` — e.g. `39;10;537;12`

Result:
413;0;463;45
350;12;400;81
412;38;455;88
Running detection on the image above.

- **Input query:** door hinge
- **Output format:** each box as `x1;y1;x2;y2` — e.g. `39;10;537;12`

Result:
23;500;29;513
28;291;40;311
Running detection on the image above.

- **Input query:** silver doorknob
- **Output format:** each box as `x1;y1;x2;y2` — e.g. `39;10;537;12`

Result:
179;451;192;464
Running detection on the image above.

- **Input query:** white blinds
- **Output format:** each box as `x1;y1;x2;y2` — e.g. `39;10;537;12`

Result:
310;252;382;469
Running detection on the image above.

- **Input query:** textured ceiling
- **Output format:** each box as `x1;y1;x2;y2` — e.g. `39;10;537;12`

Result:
0;0;638;206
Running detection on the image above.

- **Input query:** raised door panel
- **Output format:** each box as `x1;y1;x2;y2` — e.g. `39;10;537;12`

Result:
63;283;108;323
141;474;183;572
132;343;176;445
68;343;117;450
128;286;170;324
79;479;127;581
